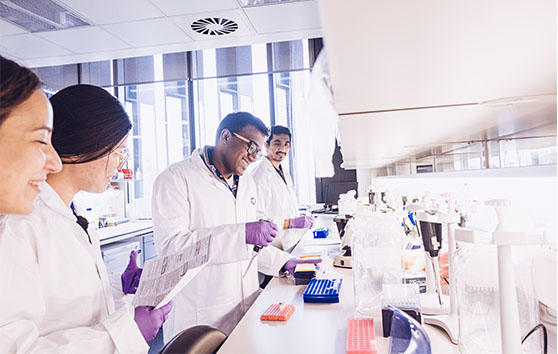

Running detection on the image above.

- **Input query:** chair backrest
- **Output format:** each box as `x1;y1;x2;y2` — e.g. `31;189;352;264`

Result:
159;325;228;354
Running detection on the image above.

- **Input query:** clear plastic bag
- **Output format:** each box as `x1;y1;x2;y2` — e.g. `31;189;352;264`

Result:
455;243;542;353
351;214;405;316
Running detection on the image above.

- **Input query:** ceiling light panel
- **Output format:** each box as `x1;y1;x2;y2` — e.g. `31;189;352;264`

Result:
0;0;89;32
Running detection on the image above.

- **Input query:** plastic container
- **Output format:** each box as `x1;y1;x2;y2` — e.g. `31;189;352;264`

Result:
351;214;405;316
454;243;542;354
347;318;377;354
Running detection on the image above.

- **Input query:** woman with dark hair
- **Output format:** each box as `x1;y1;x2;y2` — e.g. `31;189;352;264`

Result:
0;55;61;214
0;84;171;352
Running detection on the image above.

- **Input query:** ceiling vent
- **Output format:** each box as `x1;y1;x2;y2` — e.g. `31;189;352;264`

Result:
190;18;238;36
0;0;89;33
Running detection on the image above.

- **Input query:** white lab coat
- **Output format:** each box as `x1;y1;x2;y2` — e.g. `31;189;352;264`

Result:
251;157;303;251
0;183;148;354
152;148;291;338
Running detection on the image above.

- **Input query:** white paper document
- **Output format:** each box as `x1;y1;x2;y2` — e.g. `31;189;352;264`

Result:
132;237;210;309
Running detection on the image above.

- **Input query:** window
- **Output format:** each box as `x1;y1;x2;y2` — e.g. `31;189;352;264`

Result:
193;74;271;146
33;39;318;216
115;55;191;217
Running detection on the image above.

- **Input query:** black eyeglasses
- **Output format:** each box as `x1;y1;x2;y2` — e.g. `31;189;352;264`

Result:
232;132;262;155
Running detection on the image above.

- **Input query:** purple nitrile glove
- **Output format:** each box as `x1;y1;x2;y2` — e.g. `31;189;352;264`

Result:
288;215;314;229
282;257;323;277
121;250;143;295
245;221;278;247
134;301;174;342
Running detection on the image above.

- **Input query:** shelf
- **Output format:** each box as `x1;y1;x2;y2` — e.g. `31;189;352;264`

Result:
454;227;546;246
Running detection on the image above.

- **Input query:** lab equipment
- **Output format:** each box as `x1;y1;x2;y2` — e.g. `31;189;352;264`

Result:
454;243;501;353
121;250;143;294
243;220;278;277
338;190;358;216
414;209;460;344
402;233;427;294
382;284;422;338
313;227;329;238
333;215;352;268
303;278;342;303
283;257;322;278
455;203;544;354
288;215;314;229
418;219;443;305
134;301;174;342
347;318;377;354
352;214;404;316
293;262;316;285
387;305;432;354
260;302;295;321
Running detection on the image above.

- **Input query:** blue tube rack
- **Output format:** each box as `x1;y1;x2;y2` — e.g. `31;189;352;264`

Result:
303;278;342;303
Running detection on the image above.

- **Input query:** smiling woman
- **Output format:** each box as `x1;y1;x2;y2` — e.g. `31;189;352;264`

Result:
0;83;171;352
0;56;61;215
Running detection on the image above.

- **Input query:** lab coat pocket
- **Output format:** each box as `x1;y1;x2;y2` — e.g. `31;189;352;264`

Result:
43;296;95;328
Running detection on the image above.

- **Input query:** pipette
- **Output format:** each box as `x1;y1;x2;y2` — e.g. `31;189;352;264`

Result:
418;218;444;305
243;218;272;278
243;244;261;278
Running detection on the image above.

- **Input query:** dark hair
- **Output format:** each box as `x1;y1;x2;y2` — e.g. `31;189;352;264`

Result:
50;84;132;164
266;125;291;144
215;112;269;144
0;56;41;125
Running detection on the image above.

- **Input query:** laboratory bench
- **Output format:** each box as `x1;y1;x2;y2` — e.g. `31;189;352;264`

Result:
97;220;153;246
217;216;458;354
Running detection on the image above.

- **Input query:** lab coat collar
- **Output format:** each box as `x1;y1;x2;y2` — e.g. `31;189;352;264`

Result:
37;181;75;220
192;148;219;180
261;157;292;187
193;147;251;200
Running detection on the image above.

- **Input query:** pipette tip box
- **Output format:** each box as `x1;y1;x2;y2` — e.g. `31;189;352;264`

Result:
260;302;295;321
303;278;342;303
347;318;377;354
313;227;329;238
294;262;316;285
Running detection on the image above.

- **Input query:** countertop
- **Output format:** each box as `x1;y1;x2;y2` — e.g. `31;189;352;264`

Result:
96;220;153;245
217;216;458;354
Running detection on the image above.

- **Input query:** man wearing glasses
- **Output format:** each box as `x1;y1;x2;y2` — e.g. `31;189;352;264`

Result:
151;112;318;339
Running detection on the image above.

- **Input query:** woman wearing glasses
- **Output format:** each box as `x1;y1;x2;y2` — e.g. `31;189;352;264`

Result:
0;84;171;353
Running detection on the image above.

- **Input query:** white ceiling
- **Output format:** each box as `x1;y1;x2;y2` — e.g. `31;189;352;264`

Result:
0;0;322;67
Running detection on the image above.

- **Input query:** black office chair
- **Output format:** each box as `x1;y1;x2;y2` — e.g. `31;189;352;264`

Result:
159;325;227;354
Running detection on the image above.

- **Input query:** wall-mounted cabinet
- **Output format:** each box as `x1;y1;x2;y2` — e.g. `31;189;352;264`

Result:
318;0;556;170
